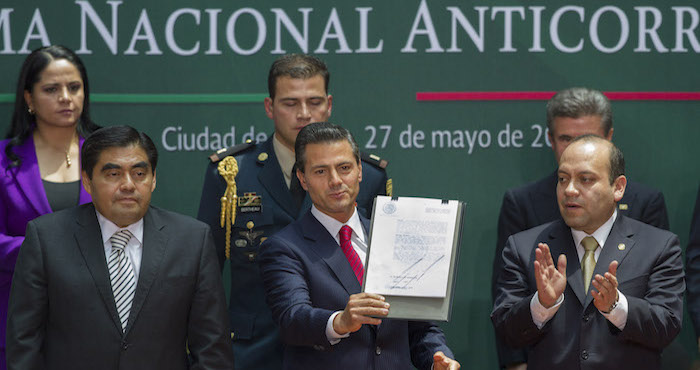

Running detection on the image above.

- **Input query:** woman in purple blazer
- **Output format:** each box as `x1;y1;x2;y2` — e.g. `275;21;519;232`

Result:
0;45;99;369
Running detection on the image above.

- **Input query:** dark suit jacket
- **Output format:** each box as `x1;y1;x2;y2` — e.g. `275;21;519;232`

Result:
491;216;684;370
685;185;700;335
492;171;669;366
258;211;452;370
196;136;388;369
0;137;91;365
6;204;233;370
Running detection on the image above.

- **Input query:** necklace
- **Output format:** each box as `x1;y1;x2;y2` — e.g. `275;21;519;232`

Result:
64;133;77;168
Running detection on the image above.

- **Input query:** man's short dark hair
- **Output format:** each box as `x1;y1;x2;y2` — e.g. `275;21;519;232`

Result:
268;54;329;100
571;134;624;184
81;126;158;179
546;87;613;135
295;122;359;173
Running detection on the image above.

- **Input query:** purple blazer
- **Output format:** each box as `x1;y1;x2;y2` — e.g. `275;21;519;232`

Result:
0;135;91;360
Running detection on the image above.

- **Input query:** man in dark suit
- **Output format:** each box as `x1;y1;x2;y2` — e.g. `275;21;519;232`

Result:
685;185;700;353
492;87;669;369
258;122;459;369
491;135;684;370
6;126;233;370
197;54;389;369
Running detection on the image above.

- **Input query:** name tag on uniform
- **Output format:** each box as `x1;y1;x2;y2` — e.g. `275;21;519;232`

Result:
238;192;262;213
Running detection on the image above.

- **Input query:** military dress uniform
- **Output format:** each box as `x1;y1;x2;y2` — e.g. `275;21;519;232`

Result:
197;136;390;370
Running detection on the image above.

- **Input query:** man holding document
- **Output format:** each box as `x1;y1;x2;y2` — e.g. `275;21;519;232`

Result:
258;122;459;370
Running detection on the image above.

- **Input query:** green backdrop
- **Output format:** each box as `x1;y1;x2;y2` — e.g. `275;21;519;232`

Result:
1;1;699;368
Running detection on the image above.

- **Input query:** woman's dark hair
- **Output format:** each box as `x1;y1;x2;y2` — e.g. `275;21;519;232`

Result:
4;45;100;167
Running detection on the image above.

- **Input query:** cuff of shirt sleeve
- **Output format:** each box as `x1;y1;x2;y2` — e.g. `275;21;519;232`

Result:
600;289;628;330
530;292;564;329
326;311;350;345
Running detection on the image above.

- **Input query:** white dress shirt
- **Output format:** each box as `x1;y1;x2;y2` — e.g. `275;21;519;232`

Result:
530;210;628;330
96;211;144;281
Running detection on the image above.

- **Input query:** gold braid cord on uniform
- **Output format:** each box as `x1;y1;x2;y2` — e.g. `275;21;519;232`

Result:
217;156;239;260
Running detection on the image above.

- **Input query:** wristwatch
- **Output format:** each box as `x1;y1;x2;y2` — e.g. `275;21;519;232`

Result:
601;291;619;314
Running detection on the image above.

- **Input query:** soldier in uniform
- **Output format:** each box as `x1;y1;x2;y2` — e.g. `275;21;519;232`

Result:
196;54;391;369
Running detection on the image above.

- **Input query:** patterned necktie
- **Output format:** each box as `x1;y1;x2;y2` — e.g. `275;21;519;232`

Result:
581;236;599;294
108;229;136;331
339;225;364;284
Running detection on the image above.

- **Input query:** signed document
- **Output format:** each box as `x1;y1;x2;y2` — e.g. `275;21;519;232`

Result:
364;196;461;300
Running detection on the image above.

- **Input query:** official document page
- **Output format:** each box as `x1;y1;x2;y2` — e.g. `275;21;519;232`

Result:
364;196;460;298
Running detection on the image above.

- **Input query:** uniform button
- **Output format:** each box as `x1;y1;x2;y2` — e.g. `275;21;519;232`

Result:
231;332;235;339
581;350;588;360
121;342;129;351
375;346;381;355
583;315;590;322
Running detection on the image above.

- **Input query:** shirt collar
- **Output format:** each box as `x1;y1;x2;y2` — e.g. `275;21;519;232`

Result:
95;210;144;246
273;133;296;188
310;205;365;243
571;209;617;250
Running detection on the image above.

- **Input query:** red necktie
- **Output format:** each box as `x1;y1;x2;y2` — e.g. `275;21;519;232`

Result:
339;225;364;284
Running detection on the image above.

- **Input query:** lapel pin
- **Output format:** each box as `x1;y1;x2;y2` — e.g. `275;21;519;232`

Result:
618;204;628;210
257;152;268;162
618;243;625;251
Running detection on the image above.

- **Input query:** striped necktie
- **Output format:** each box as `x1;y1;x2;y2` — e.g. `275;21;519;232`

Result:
339;225;364;284
108;229;136;331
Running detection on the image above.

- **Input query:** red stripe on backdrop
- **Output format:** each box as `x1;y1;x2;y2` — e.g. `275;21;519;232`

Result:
416;91;700;101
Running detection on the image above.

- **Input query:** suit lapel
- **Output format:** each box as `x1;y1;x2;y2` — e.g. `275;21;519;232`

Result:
301;212;362;295
547;221;587;305
124;207;168;335
584;216;635;307
12;137;52;214
257;139;299;218
75;204;123;332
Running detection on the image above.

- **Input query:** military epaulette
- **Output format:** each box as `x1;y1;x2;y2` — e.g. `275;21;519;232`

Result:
208;140;256;163
360;151;389;170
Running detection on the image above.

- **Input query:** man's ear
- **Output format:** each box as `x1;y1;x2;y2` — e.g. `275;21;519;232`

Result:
357;160;362;183
264;97;274;120
613;175;626;202
81;171;92;195
151;170;156;192
326;94;333;117
605;128;614;141
296;168;307;191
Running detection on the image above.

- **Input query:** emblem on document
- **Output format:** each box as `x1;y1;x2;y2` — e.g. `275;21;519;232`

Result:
238;192;262;213
382;202;397;215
